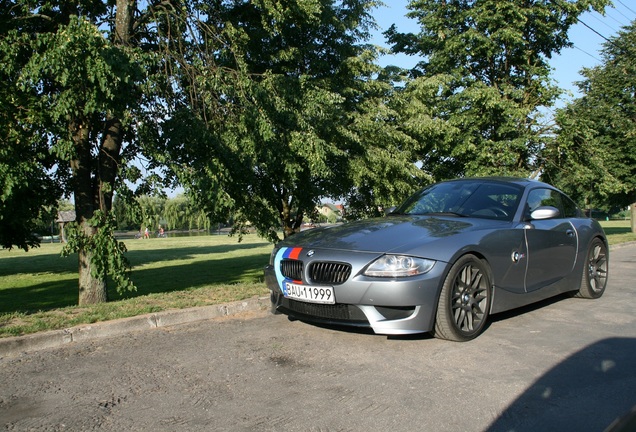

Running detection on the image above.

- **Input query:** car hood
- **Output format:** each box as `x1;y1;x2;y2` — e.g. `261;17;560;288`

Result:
280;216;503;255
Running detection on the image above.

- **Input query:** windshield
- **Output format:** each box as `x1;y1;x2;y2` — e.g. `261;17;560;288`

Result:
394;180;523;221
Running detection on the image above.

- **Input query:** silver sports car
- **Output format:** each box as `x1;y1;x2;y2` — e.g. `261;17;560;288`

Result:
264;178;609;341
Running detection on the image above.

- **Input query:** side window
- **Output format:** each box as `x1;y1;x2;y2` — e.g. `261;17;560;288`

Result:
459;183;521;220
526;188;564;218
561;194;579;218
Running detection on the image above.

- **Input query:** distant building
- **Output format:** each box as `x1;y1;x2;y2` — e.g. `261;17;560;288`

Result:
318;203;344;222
56;210;76;243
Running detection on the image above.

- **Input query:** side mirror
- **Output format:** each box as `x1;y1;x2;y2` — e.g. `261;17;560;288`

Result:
530;206;560;220
384;206;396;216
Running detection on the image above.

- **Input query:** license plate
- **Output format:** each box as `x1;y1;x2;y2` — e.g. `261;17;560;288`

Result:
283;282;335;304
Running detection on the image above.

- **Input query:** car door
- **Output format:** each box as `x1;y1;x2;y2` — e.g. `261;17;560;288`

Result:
523;188;578;292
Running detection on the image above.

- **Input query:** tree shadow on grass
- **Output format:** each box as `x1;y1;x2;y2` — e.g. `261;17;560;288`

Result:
114;251;271;299
0;280;78;314
123;242;269;268
0;243;271;315
0;242;269;277
0;251;77;277
602;226;632;236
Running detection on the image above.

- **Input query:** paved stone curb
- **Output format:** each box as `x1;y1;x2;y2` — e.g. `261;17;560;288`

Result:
0;296;270;359
609;240;636;250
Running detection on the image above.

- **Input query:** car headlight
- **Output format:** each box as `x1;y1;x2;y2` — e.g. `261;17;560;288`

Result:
364;255;435;278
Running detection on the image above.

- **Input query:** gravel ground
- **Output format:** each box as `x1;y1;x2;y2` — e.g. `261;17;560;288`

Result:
1;244;635;432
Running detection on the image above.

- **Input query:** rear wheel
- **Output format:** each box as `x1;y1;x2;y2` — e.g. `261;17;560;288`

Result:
433;254;491;342
575;238;608;299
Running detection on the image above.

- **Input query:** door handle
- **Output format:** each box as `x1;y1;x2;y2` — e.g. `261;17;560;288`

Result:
566;230;575;237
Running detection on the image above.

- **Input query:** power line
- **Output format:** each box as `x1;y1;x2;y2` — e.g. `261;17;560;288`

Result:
616;1;636;18
604;11;629;28
577;16;627;54
577;18;613;44
612;8;634;23
570;44;602;63
588;12;619;33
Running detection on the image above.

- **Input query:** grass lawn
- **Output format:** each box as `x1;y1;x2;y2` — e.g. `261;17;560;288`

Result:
599;219;636;245
1;220;634;338
0;234;272;337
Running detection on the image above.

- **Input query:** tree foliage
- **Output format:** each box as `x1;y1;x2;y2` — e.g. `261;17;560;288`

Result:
387;0;611;179
2;0;409;304
0;0;180;303
0;1;65;250
544;21;636;212
160;0;422;240
113;194;213;232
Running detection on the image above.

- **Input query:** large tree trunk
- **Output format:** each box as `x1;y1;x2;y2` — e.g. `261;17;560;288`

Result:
71;1;130;305
115;0;134;46
71;117;123;305
280;197;304;238
78;225;108;305
100;116;123;212
70;117;109;305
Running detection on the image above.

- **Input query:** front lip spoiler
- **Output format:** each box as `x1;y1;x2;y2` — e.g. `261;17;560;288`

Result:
357;305;427;335
277;303;371;329
272;294;430;336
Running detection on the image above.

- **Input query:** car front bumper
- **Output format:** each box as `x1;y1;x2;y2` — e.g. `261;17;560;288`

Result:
264;262;445;335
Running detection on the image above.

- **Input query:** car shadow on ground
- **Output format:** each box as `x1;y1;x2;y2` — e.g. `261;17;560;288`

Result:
485;337;636;432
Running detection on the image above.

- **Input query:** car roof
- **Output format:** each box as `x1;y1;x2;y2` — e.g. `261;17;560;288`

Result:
443;177;553;189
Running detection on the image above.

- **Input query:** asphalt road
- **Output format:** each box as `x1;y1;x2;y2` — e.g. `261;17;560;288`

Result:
1;244;635;432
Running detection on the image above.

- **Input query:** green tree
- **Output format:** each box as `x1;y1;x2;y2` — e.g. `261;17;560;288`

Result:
164;0;423;239
0;1;224;304
0;1;64;250
0;129;61;248
343;58;430;219
387;0;611;179
159;0;345;240
113;194;136;231
1;2;140;303
163;196;188;231
544;22;635;229
137;195;166;233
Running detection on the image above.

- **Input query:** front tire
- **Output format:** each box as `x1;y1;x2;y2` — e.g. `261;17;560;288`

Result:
433;254;491;342
575;238;608;299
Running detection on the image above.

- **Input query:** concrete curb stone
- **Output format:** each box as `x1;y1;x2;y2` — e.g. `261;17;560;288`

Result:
608;240;636;249
0;296;270;359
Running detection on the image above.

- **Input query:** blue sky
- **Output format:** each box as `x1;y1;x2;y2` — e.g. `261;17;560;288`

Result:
370;1;636;101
